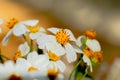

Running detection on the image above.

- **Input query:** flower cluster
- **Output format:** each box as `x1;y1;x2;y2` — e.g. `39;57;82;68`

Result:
0;18;103;80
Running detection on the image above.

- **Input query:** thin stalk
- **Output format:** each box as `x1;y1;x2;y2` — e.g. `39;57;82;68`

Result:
30;40;33;51
69;57;83;80
80;66;89;80
23;34;31;51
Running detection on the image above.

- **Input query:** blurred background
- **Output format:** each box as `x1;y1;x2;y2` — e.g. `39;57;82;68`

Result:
0;0;120;80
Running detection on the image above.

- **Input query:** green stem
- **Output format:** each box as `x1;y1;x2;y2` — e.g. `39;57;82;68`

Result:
69;57;83;80
30;40;33;51
80;66;89;80
23;35;31;51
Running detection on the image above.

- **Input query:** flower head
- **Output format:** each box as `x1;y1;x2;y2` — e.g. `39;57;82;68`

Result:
0;60;32;80
37;27;77;63
2;18;39;45
43;43;66;72
76;30;102;72
13;42;30;61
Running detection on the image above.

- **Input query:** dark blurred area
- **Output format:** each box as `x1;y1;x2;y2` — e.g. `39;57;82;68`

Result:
0;0;120;80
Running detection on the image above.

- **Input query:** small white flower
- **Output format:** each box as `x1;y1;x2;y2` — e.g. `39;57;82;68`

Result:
29;27;46;40
16;51;49;72
43;43;66;72
18;42;30;56
13;42;30;61
2;18;39;45
0;60;32;80
37;27;77;63
76;35;101;72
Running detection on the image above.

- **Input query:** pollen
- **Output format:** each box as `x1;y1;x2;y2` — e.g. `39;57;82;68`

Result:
13;50;22;61
8;74;22;80
83;48;92;58
28;26;39;33
28;66;38;72
7;18;18;29
48;69;58;80
55;29;70;45
84;29;96;39
49;51;60;61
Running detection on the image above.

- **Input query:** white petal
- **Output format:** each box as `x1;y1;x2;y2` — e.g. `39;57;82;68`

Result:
48;27;59;34
46;43;65;56
56;74;64;80
19;42;30;56
83;55;93;72
65;43;77;63
13;23;28;36
39;27;46;33
56;60;66;72
27;51;38;63
16;58;30;68
21;20;39;26
37;35;56;49
2;29;13;45
65;29;76;41
71;42;83;53
36;55;49;68
29;32;46;40
86;39;101;52
0;19;3;24
76;36;85;47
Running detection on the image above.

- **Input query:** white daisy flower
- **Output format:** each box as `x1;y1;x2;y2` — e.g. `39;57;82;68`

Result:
13;42;30;61
30;68;64;80
16;51;49;72
43;43;66;72
76;30;101;72
2;18;39;45
0;60;32;80
29;27;46;40
47;68;65;80
37;27;77;63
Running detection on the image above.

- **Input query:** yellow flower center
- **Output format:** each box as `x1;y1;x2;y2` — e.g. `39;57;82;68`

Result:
48;69;58;80
83;48;92;58
49;51;60;61
8;74;22;80
13;50;22;61
28;66;38;72
7;18;18;29
84;29;96;39
55;29;70;45
92;51;103;62
28;26;39;33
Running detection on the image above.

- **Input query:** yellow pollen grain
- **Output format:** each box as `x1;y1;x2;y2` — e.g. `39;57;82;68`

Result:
28;66;38;72
55;29;70;45
83;48;92;58
28;26;39;33
7;18;18;29
13;50;22;61
49;51;60;61
84;29;96;39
